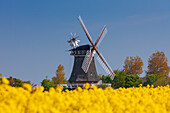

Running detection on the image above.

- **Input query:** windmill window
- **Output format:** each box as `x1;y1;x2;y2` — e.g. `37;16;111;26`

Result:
78;51;80;54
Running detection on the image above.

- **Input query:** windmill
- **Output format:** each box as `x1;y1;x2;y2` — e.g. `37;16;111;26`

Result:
78;16;115;80
67;16;115;88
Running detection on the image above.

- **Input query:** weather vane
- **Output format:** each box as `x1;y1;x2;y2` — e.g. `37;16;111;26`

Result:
67;33;80;48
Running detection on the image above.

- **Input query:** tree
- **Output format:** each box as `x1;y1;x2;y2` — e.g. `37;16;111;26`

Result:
153;76;170;87
12;79;23;87
124;75;142;88
112;71;126;88
143;74;163;86
123;56;143;76
41;78;56;91
0;73;2;84
0;76;31;86
100;75;112;83
0;78;2;84
52;64;67;84
146;51;169;76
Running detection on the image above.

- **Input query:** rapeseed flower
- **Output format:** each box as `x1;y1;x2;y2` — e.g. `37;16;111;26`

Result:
1;78;170;113
2;77;9;84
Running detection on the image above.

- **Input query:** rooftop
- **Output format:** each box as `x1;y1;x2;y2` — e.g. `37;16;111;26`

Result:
69;44;91;51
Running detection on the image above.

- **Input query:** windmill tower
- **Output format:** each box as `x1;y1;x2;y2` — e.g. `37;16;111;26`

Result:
67;16;115;88
68;44;100;87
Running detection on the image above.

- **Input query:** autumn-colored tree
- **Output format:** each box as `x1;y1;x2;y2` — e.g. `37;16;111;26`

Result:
123;56;143;76
146;51;169;76
52;64;67;84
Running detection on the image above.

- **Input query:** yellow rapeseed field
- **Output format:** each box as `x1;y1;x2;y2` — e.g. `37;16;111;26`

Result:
1;77;170;113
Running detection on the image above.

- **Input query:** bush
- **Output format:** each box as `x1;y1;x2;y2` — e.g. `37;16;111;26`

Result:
41;78;57;91
100;75;112;83
0;77;31;87
125;75;142;88
97;84;108;89
143;74;163;86
112;71;126;88
153;76;170;87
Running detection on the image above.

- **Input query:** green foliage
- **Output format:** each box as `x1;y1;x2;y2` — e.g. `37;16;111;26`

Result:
112;71;126;88
0;76;31;87
125;75;142;88
143;74;163;86
97;84;108;89
0;78;2;84
41;78;56;91
101;71;142;88
153;76;170;87
23;81;31;84
100;75;112;83
12;79;23;87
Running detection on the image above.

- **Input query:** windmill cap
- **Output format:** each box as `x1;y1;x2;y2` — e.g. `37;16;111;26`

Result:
69;44;92;51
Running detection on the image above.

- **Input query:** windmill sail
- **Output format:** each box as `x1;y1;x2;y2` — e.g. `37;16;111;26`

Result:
78;16;115;79
82;50;95;73
96;55;115;80
96;26;108;48
78;16;93;43
81;25;108;73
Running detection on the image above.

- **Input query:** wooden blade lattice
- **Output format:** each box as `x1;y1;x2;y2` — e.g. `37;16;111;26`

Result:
78;16;93;43
82;50;95;73
96;27;108;48
97;55;115;80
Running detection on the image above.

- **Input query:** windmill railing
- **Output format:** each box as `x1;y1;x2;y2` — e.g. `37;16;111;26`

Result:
67;80;102;88
70;50;88;55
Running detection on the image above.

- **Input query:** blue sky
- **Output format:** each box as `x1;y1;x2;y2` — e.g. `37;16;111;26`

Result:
0;0;170;85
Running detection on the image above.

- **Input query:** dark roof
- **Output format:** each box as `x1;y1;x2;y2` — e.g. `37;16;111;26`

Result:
69;44;91;51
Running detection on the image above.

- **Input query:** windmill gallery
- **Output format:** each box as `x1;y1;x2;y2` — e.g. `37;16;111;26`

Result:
67;16;115;88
